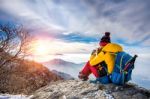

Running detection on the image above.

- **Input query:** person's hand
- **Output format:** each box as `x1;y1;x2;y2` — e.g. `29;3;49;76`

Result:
91;49;97;55
97;47;102;53
91;48;102;56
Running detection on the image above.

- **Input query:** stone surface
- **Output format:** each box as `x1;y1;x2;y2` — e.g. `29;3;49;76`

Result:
30;80;150;99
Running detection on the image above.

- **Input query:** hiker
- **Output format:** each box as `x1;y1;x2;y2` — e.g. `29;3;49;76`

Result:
78;32;123;82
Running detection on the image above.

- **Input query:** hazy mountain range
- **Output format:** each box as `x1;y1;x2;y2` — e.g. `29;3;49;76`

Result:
42;59;85;78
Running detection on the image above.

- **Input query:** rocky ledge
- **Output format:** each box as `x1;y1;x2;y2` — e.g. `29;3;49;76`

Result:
30;80;150;99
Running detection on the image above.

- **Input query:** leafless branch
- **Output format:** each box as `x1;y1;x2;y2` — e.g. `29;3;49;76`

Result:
0;24;32;68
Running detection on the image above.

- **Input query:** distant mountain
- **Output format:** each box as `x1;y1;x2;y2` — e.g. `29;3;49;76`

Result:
42;59;85;78
43;59;78;66
52;70;74;80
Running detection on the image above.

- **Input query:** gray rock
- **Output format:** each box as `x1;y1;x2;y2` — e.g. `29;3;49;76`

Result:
132;93;148;99
30;80;150;99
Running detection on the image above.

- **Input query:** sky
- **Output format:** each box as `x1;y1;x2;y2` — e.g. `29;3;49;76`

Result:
0;0;150;88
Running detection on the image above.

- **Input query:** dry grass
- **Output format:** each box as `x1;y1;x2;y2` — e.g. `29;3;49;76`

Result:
0;60;62;95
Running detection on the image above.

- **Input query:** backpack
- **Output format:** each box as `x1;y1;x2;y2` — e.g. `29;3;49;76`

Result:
110;52;137;85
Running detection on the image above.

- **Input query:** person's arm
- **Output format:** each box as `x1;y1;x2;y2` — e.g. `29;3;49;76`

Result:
90;51;105;66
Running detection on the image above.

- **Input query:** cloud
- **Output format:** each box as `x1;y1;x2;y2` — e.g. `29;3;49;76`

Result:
0;0;65;34
1;0;149;64
0;0;150;62
0;0;150;46
0;0;150;59
28;38;97;62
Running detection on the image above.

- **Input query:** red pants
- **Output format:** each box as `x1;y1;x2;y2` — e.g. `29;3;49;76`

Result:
81;61;100;78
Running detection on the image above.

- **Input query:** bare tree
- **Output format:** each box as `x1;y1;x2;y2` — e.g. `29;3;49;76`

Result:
0;24;31;68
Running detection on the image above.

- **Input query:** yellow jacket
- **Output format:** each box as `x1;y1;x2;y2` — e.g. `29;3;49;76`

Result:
89;43;123;74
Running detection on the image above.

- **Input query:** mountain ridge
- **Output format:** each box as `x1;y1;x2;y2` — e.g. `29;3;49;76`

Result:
42;58;79;66
42;58;84;78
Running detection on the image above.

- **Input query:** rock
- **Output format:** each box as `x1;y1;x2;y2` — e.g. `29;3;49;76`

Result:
30;80;150;99
132;93;148;99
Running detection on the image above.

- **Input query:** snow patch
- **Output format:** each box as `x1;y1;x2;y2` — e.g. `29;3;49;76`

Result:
0;94;32;99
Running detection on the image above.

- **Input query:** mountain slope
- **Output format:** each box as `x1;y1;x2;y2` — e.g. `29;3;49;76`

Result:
0;60;62;94
52;70;74;80
30;80;150;99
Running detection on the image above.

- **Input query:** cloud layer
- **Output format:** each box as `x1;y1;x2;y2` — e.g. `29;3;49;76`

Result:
0;0;150;46
0;0;150;63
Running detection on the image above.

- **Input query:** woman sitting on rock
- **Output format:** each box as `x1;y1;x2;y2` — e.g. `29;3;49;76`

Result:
78;32;123;82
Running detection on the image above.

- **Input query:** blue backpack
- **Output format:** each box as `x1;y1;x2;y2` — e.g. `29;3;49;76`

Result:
95;52;137;85
110;52;137;85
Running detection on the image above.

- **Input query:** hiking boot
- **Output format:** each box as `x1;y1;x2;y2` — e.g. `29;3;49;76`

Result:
78;72;88;81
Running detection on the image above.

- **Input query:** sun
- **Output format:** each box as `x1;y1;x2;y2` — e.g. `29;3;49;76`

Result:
32;40;50;56
35;44;48;55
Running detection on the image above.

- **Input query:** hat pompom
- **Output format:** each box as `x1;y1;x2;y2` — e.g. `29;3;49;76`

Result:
105;32;110;36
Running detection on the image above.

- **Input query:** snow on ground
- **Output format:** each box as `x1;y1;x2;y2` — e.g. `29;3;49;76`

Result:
0;94;32;99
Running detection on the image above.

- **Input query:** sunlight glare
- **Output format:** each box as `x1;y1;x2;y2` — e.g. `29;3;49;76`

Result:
33;40;51;56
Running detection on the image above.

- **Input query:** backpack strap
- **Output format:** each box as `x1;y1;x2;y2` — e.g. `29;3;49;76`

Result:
103;66;109;75
124;55;137;71
119;53;126;73
100;61;109;75
119;53;135;84
125;58;132;66
119;53;133;73
119;53;127;84
123;58;133;73
113;53;125;73
121;71;127;84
